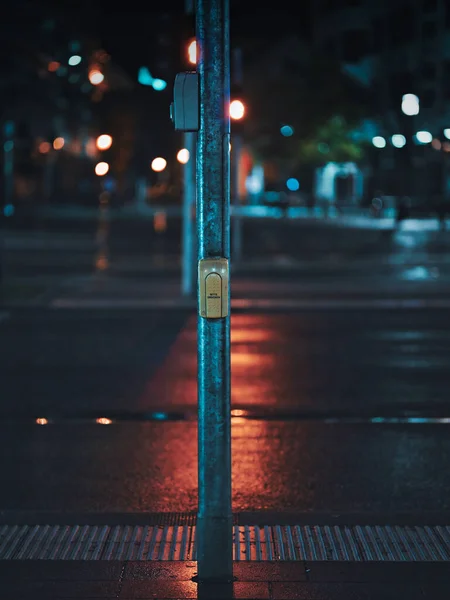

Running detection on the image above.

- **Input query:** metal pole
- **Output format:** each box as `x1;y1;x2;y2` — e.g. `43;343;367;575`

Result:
182;0;196;296
231;47;243;262
196;0;232;583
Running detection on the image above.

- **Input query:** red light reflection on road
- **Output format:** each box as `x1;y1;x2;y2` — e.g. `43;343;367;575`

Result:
140;314;297;410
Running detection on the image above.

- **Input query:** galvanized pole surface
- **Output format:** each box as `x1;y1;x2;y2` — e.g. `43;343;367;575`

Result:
195;0;233;583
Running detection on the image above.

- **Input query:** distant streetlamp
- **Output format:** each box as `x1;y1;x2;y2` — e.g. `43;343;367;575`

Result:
53;137;65;150
372;136;386;148
151;157;167;172
415;130;432;144
230;99;245;120
177;148;190;164
89;69;104;85
95;161;109;176
68;55;82;66
96;134;113;151
391;134;406;148
401;94;419;116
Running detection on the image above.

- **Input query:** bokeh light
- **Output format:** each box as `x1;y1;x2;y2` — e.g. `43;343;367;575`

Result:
432;138;442;150
48;61;60;72
188;39;197;64
151;157;167;172
372;136;386;148
96;134;112;151
401;93;419;116
280;125;294;137
230;100;245;120
177;148;190;164
415;130;432;144
53;137;65;150
391;134;406;148
95;161;109;176
38;141;51;154
89;69;104;85
68;55;82;66
286;177;299;191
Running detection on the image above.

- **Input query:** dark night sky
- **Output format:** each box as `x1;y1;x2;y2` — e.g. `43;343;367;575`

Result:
12;0;311;81
91;1;311;78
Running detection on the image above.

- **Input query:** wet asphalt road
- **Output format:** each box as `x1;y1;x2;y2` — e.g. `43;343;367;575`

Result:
5;213;450;282
1;307;450;514
2;214;450;517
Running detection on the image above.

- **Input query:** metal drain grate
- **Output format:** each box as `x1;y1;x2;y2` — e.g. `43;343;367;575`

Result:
1;524;450;561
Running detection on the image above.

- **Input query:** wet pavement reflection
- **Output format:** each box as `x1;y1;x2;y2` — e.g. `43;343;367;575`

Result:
2;419;450;513
94;199;110;272
144;311;450;415
2;307;450;514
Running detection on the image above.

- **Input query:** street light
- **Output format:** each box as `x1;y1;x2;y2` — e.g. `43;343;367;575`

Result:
95;161;109;176
372;136;386;148
53;137;65;150
88;69;104;85
230;99;245;120
68;55;82;66
415;130;432;144
96;134;113;151
177;148;190;164
151;157;167;172
391;134;406;148
401;93;419;116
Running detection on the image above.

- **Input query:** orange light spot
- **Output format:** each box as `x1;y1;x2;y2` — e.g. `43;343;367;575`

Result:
48;61;60;72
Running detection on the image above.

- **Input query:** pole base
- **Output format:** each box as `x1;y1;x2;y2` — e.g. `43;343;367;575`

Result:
195;514;233;582
191;575;237;583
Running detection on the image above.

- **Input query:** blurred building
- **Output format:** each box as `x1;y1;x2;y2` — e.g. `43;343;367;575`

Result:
311;0;450;203
0;4;136;210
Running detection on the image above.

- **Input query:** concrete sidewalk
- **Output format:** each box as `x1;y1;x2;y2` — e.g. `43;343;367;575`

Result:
46;273;450;312
0;559;445;598
1;512;449;599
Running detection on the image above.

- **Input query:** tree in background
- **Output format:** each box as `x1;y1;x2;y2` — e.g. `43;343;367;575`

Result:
236;34;371;182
